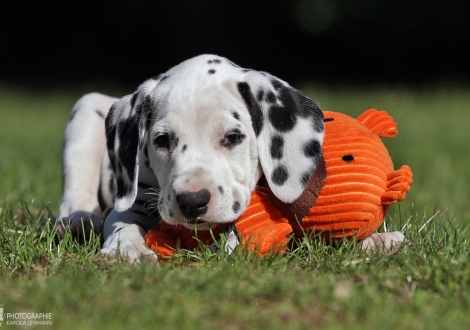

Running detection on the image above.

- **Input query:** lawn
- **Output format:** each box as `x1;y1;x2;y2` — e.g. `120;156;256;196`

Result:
0;85;469;329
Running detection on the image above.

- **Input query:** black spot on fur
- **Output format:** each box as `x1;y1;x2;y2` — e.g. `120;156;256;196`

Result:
300;171;310;187
268;103;296;132
271;165;289;186
289;90;324;132
105;106;117;157
266;91;276;103
208;69;216;74
167;192;171;201
135;95;153;134
268;79;324;134
270;134;284;159
116;115;140;193
237;82;264;136
241;69;250;73
342;155;354;162
105;105;118;179
173;137;179;150
268;83;299;132
303;98;324;133
145;106;153;132
232;111;240;120
116;177;127;198
97;178;107;211
218;186;224;194
232;201;240;214
270;78;284;91
182;144;187;153
130;92;138;109
160;75;169;82
95;109;105;119
208;59;221;64
257;89;265;102
324;118;334;122
169;209;174;218
109;175;115;195
303;139;321;158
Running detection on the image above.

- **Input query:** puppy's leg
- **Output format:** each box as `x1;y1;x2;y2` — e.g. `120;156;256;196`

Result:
101;208;159;264
57;93;118;240
361;231;405;252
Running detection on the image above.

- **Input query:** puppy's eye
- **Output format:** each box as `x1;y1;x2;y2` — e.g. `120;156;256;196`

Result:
154;134;170;149
223;132;243;147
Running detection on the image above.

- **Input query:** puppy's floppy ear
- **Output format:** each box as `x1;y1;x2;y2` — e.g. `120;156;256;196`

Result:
237;72;324;203
105;79;158;212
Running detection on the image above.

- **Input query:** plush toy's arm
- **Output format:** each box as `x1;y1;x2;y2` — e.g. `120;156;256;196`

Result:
239;223;293;256
233;190;293;256
144;229;177;263
382;165;413;205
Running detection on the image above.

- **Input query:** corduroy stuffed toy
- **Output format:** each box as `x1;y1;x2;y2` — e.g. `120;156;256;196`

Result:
145;109;413;261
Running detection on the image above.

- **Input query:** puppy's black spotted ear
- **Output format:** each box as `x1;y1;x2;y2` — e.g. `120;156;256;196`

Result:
238;72;324;203
105;79;158;212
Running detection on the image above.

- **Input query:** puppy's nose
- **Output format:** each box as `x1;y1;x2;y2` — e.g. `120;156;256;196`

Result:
176;189;211;219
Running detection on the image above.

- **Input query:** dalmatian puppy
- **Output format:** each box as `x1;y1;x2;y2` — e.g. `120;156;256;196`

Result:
57;54;403;262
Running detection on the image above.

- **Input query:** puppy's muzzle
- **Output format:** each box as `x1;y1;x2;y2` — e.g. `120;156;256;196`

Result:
176;189;211;221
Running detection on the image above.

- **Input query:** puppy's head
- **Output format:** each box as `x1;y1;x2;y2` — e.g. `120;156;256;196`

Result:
105;55;324;229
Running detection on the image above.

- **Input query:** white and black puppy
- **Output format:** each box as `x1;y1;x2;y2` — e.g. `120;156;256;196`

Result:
57;54;325;262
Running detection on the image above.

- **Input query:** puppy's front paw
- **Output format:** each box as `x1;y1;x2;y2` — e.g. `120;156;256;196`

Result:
101;246;158;264
101;227;159;264
56;211;103;242
361;231;405;252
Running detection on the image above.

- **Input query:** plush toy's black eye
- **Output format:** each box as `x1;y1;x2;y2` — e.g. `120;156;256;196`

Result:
223;130;244;147
342;155;354;162
154;134;170;149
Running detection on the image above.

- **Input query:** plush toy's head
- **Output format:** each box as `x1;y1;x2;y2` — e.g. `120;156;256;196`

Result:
145;109;413;259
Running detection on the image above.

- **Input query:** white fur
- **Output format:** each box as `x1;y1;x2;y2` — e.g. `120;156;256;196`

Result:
58;92;117;221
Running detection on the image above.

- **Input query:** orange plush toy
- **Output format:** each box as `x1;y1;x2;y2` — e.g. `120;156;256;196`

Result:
145;109;413;261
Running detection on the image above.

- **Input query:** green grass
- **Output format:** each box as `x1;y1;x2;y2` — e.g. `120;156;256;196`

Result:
1;85;470;329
